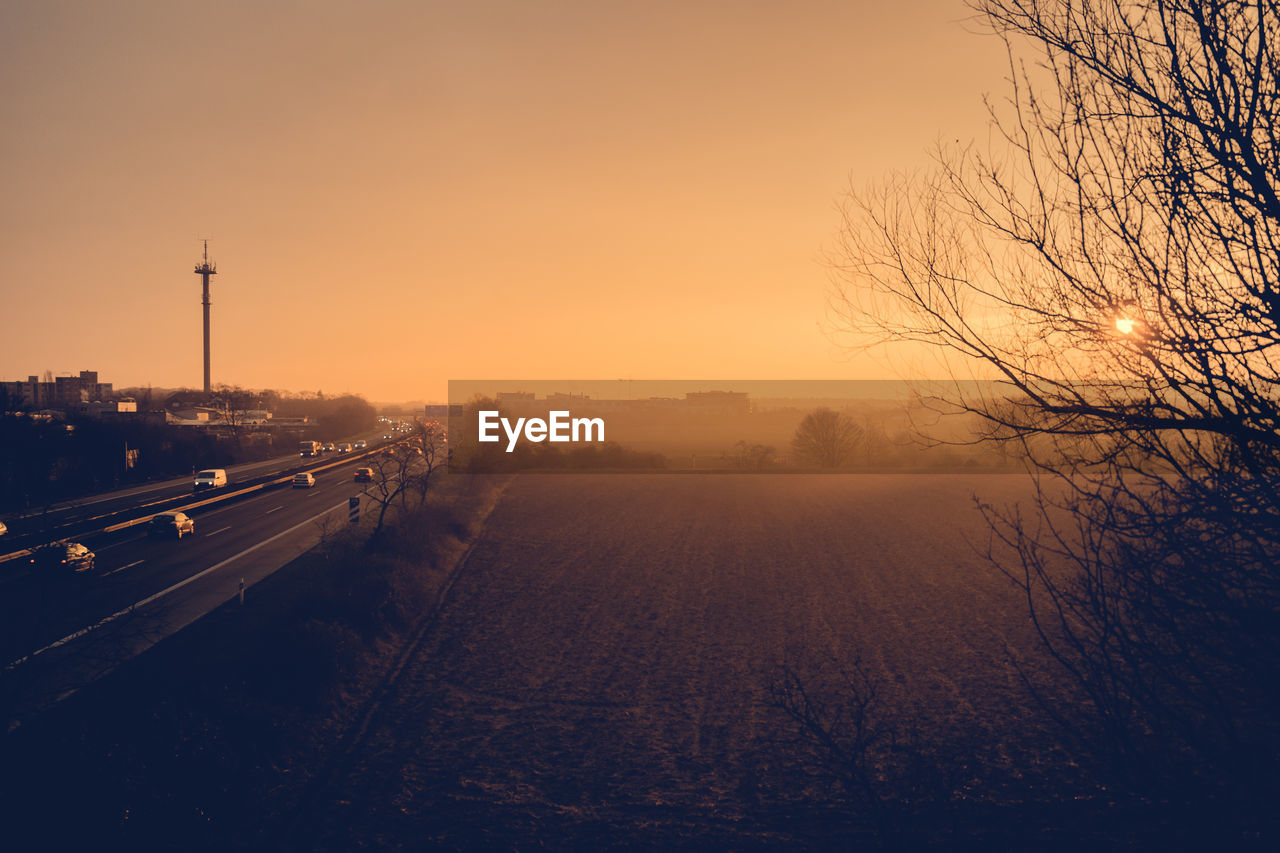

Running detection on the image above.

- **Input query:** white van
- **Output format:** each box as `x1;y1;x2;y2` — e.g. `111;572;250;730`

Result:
194;468;228;491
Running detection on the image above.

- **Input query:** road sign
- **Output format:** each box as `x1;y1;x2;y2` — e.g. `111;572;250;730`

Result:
349;496;360;523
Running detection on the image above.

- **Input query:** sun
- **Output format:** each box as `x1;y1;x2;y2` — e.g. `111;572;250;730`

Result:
1115;317;1136;335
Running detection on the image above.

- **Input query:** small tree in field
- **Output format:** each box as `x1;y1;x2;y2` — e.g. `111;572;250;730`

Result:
791;408;863;468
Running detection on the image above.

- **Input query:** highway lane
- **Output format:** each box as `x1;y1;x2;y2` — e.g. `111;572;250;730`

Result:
0;452;391;726
0;428;388;550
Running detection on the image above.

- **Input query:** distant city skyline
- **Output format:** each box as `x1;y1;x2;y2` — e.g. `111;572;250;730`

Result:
1;1;1007;401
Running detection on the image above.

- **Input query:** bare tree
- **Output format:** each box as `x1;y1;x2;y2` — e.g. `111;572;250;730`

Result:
791;408;863;468
211;384;257;443
832;0;1280;822
360;423;445;546
362;444;419;545
404;419;447;505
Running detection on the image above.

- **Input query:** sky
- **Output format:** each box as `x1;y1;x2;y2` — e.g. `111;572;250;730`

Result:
0;0;1009;403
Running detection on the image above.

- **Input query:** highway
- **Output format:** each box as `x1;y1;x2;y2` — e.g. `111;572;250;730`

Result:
0;447;394;728
0;429;386;555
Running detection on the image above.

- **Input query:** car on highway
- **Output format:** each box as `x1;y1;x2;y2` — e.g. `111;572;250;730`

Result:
30;541;95;574
292;472;316;488
149;511;195;539
322;442;336;453
353;440;367;450
193;468;228;491
336;442;353;454
353;467;374;482
0;520;6;537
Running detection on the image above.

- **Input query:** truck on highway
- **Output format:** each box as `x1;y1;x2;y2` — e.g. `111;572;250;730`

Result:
299;440;322;457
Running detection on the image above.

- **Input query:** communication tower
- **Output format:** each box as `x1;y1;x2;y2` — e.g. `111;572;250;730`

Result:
194;240;217;393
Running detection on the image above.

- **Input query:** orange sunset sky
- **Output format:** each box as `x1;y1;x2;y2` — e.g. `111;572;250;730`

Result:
1;1;1008;403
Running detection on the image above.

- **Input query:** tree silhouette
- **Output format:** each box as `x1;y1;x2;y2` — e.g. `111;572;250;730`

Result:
404;419;447;506
723;440;776;470
832;0;1280;827
791;408;862;469
211;384;256;443
361;421;446;546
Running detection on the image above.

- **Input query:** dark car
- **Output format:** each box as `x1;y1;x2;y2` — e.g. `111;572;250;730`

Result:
149;511;195;539
353;467;374;482
30;541;95;574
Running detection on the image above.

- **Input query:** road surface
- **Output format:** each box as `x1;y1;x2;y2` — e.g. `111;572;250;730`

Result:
0;428;385;553
0;450;388;727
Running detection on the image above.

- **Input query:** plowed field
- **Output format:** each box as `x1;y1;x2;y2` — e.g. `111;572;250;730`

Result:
313;473;1071;848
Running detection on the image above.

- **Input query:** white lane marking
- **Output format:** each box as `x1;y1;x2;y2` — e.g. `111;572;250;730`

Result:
265;506;283;514
104;559;144;577
205;526;232;537
5;501;349;672
96;536;145;551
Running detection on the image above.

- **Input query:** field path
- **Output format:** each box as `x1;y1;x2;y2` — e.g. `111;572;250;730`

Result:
311;473;1063;848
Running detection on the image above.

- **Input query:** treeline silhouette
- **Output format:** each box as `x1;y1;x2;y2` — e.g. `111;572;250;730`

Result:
462;440;666;473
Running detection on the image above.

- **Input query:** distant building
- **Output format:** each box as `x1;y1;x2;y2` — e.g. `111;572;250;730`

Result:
76;399;137;417
162;390;215;411
546;392;590;405
683;391;751;416
76;399;166;425
167;408;216;425
1;370;115;409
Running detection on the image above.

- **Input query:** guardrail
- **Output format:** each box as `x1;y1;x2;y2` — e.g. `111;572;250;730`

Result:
0;443;400;565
